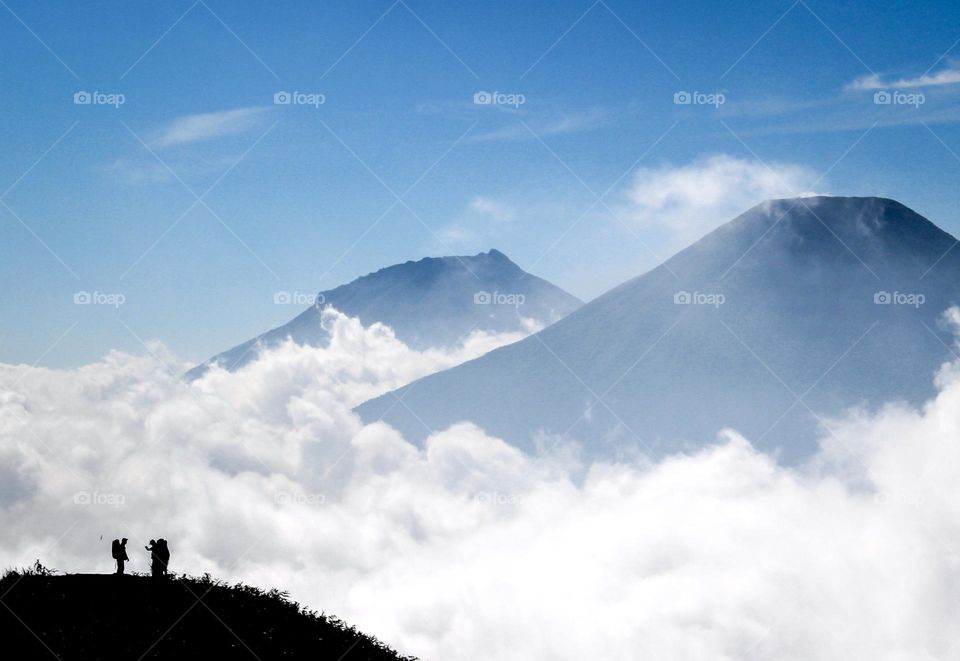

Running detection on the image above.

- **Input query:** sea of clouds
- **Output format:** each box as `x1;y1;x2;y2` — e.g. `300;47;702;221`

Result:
2;307;960;660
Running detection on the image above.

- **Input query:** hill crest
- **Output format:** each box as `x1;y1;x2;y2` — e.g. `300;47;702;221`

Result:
0;568;414;660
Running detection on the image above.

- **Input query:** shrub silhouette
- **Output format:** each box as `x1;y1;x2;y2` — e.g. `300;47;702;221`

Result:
0;567;416;660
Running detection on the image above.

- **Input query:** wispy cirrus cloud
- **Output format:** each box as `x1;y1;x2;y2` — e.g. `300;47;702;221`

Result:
468;108;608;143
847;64;960;91
152;107;269;149
103;154;245;185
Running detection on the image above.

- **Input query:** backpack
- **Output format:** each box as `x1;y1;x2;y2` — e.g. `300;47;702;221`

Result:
111;539;120;560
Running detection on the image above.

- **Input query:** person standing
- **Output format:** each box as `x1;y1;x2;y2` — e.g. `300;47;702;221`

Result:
111;538;129;575
145;539;159;577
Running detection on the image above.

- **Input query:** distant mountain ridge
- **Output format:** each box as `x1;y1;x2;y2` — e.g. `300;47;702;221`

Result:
187;249;581;379
357;197;960;463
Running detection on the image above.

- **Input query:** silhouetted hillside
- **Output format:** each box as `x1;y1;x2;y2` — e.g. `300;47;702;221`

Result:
0;566;415;660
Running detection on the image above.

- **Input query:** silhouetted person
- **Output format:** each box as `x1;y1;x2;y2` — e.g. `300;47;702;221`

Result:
155;539;170;577
145;539;160;577
111;538;129;575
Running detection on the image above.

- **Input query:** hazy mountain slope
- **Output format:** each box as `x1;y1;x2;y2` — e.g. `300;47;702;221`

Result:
187;250;581;378
357;197;960;463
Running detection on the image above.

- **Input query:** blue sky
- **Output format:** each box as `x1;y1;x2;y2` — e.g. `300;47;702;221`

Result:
2;0;960;366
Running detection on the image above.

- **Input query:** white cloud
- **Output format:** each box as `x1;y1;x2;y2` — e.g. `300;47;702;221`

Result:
621;154;823;247
848;65;960;90
194;308;536;411
4;306;960;659
153;107;268;149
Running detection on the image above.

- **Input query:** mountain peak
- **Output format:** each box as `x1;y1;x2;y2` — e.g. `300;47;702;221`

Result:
675;195;955;280
740;195;939;235
357;197;960;464
187;250;582;378
368;249;519;282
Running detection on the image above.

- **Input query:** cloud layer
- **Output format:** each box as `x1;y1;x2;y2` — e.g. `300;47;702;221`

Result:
2;308;960;660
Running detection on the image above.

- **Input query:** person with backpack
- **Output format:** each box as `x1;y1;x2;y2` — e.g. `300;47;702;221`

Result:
155;539;170;577
111;538;129;575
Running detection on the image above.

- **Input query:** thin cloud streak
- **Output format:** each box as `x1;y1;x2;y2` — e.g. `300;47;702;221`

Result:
848;65;960;91
468;108;608;143
152;107;269;149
